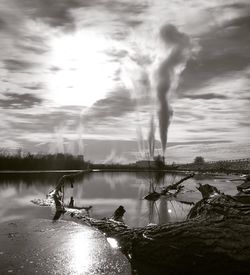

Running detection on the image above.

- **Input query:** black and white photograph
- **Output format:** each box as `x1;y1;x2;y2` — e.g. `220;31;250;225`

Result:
0;0;250;274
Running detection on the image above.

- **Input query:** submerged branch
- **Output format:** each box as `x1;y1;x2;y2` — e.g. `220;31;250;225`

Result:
160;172;195;195
144;173;195;201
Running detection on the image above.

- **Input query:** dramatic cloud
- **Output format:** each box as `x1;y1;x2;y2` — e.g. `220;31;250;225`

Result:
82;88;135;124
0;0;249;162
182;93;228;100
179;7;250;94
0;93;42;109
22;83;45;91
3;59;40;72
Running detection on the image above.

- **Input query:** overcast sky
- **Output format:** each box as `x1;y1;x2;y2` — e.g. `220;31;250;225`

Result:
0;0;250;163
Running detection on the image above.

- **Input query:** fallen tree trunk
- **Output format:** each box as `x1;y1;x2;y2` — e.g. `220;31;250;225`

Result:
35;174;250;274
71;195;250;274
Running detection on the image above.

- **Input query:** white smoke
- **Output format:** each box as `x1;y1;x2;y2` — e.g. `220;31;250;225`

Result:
148;115;155;158
156;24;193;154
121;24;196;158
103;149;128;164
54;126;65;154
77;122;85;156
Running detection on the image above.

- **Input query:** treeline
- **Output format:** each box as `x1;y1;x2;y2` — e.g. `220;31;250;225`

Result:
178;160;250;173
0;153;88;171
92;163;174;171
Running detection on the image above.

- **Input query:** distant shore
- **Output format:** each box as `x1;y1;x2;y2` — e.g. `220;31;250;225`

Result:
0;170;84;174
0;168;248;176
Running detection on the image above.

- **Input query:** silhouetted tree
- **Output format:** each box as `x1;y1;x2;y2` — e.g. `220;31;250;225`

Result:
193;156;205;165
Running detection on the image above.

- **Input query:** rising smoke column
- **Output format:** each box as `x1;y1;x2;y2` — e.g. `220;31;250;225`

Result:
121;60;148;158
156;25;192;154
77;121;85;156
148;115;155;158
136;122;145;158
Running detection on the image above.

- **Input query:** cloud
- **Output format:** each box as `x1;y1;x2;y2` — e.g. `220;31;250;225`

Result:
11;0;147;32
165;141;250;163
14;0;78;30
0;93;42;109
3;59;40;72
6;106;83;133
182;93;228;100
82;88;135;124
173;109;205;121
0;17;6;30
15;42;49;55
179;8;250;94
186;128;233;133
49;66;62;72
225;14;250;28
105;49;128;62
0;0;249;162
238;121;250;127
22;83;45;91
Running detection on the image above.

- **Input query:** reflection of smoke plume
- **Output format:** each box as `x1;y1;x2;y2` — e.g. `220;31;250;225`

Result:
148;115;155;158
159;197;170;224
156;24;192;154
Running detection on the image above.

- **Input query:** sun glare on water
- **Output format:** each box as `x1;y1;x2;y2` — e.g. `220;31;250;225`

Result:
48;31;117;107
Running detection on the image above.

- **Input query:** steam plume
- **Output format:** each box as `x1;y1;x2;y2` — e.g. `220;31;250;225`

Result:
148;115;155;158
136;122;145;158
54;127;64;153
103;149;127;164
156;24;192;154
77;123;85;155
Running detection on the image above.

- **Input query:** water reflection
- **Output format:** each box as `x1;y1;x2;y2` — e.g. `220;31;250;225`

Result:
0;218;130;275
107;238;119;249
0;172;240;226
158;197;170;224
59;172;194;226
70;231;93;274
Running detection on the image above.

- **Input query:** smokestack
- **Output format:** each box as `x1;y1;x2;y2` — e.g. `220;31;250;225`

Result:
156;24;192;155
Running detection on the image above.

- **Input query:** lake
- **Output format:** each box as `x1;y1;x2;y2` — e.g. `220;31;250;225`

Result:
0;171;241;226
0;171;244;275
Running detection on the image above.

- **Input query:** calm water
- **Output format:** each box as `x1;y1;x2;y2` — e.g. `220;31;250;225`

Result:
0;171;241;227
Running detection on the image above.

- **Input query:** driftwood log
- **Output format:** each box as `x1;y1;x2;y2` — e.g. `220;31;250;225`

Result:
35;174;250;275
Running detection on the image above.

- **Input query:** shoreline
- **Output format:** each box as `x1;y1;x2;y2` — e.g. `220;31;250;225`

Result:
0;169;248;176
0;170;84;174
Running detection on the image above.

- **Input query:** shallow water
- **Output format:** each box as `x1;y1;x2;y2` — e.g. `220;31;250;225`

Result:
0;171;241;226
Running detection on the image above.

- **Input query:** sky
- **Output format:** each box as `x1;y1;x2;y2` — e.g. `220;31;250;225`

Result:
0;0;250;163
